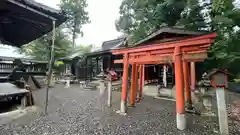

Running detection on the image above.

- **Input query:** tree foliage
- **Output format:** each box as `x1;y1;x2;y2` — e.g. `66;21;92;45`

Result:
59;0;90;47
116;0;186;43
19;28;72;61
19;0;91;62
178;0;208;31
116;0;240;78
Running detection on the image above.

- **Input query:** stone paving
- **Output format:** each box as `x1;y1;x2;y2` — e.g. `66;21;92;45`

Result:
0;84;239;135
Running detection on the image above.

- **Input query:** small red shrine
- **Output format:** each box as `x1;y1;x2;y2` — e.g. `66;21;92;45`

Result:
111;27;217;130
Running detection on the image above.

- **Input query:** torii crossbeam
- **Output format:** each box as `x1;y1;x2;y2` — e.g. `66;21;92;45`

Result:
111;32;217;130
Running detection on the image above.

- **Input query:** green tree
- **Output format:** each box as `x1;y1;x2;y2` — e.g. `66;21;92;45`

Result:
19;28;72;61
178;0;208;31
193;0;240;78
208;0;240;64
59;0;90;47
116;0;186;43
116;0;240;79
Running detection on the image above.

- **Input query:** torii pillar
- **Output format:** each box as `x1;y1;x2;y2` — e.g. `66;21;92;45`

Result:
130;63;137;107
138;65;144;100
190;62;196;90
120;53;129;114
174;47;186;130
183;61;192;110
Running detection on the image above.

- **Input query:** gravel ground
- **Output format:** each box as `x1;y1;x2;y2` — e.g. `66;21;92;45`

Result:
0;84;239;135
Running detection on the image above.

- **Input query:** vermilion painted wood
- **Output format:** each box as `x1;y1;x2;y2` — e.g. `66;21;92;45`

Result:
190;62;196;90
142;65;145;84
128;44;210;57
183;61;191;104
114;51;208;64
121;53;129;101
115;32;217;129
114;57;206;64
139;65;143;99
130;64;137;106
112;33;216;55
129;49;208;60
174;46;185;114
112;39;213;55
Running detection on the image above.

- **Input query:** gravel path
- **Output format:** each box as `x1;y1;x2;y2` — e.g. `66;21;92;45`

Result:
0;85;239;135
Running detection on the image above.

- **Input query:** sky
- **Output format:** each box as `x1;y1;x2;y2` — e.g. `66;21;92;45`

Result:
0;0;122;57
37;0;122;46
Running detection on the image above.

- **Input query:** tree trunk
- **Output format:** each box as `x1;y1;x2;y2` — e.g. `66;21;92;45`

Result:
72;19;77;48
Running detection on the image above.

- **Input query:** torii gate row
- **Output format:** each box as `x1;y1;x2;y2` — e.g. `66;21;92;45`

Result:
111;32;217;130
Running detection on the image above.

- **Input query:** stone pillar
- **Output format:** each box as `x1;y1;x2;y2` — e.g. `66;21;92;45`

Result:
107;75;112;107
21;95;27;109
216;88;229;135
99;76;105;95
65;77;71;88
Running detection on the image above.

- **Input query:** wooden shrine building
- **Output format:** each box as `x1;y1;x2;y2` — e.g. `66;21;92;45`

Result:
132;27;207;87
111;27;217;130
0;56;48;73
0;0;66;108
67;36;128;81
0;0;66;47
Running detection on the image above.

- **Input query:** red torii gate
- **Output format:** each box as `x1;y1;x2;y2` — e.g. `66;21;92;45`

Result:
111;32;217;130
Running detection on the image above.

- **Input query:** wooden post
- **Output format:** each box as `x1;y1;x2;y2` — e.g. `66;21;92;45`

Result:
190;62;196;90
120;53;129;114
174;46;186;130
138;65;144;100
45;20;56;114
216;88;229;135
130;63;137;106
183;61;192;110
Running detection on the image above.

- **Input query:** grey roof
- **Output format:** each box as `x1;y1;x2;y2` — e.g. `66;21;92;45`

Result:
101;36;127;51
59;36;128;60
0;56;48;64
85;50;111;58
134;27;207;46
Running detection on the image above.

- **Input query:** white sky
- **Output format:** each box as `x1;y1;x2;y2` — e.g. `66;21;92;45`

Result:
0;0;122;57
37;0;122;46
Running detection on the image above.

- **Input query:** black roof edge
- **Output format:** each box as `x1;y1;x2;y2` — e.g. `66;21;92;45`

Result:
111;32;215;51
85;50;111;58
102;36;126;46
134;26;209;46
